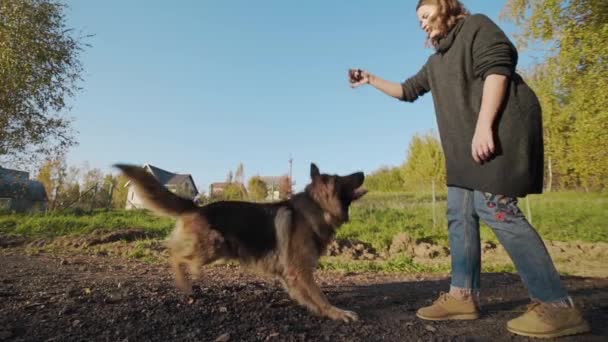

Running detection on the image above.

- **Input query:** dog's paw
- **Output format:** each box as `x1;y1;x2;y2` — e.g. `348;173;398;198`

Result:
327;306;359;323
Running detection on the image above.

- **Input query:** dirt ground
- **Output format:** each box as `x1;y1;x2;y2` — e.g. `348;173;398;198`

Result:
1;250;607;342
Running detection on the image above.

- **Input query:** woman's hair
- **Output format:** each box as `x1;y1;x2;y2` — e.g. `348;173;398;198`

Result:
416;0;469;48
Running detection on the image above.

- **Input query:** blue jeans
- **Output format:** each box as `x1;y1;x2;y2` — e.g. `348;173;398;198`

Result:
447;186;569;302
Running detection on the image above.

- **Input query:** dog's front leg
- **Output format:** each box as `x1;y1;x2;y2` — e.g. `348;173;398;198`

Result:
283;269;358;322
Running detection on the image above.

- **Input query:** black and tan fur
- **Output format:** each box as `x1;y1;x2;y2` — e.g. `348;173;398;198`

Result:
114;163;367;322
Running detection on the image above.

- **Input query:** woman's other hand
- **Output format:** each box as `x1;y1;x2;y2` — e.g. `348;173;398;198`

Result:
471;124;495;164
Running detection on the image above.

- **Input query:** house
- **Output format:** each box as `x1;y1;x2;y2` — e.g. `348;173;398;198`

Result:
208;174;292;201
0;166;48;213
125;163;199;210
258;176;288;201
208;181;247;198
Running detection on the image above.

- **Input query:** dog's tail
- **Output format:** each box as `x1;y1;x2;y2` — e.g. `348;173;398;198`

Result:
114;164;198;217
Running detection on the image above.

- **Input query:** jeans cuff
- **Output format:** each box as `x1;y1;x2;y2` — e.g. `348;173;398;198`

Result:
449;285;480;303
533;296;574;308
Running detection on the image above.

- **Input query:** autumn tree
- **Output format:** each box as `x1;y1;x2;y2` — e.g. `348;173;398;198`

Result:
0;0;88;165
35;156;67;208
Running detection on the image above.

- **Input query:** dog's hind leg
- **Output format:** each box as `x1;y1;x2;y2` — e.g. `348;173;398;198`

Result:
170;255;193;295
283;268;359;322
167;214;222;295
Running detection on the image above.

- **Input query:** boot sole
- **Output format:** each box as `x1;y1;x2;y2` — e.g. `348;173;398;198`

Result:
416;312;479;321
507;322;591;338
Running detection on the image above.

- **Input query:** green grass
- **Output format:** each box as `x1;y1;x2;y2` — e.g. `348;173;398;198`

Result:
319;255;448;273
1;191;605;255
338;205;449;252
0;209;174;238
318;256;516;274
338;191;607;252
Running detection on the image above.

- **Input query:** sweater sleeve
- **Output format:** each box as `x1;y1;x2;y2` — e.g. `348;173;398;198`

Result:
400;62;430;102
470;14;517;80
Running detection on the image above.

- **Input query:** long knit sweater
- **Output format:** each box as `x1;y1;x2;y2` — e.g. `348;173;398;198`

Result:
401;13;543;197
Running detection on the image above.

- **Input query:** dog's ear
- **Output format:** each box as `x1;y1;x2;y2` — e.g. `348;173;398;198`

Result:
310;163;320;180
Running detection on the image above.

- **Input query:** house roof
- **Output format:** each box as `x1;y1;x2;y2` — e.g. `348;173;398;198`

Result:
166;174;192;186
209;182;231;188
0;180;47;201
0;166;46;201
145;164;176;185
0;166;29;182
125;163;198;194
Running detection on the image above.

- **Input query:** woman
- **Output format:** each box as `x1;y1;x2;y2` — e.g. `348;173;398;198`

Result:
348;0;590;338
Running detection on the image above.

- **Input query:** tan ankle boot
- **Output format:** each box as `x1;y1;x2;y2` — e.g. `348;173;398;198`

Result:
416;292;480;321
507;302;590;338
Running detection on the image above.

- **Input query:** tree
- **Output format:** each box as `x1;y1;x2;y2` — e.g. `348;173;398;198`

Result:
79;166;105;208
234;163;244;184
35;156;67;208
248;176;268;201
111;174;129;209
401;131;446;191
364;166;404;192
0;0;87;166
223;183;246;200
501;0;608;191
54;164;81;209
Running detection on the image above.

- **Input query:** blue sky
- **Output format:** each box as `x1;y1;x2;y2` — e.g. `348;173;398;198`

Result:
63;0;531;193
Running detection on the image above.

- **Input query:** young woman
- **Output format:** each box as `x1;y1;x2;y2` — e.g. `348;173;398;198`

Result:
348;0;590;338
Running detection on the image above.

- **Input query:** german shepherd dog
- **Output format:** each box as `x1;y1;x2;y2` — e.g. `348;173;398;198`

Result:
114;163;367;322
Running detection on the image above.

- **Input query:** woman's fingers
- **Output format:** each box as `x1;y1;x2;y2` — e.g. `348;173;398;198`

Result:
472;140;494;163
472;144;481;163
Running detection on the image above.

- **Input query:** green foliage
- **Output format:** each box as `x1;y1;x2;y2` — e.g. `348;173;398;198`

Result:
247;176;268;201
363;167;404;192
501;0;608;191
0;0;87;164
110;174;129;209
364;131;446;193
222;183;247;200
35;157;66;208
401;131;446;191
